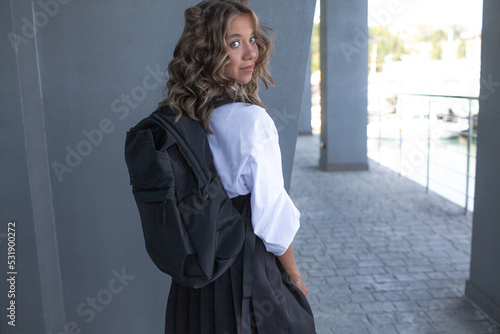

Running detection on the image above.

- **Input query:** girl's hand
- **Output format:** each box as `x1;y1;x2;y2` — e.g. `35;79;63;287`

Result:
289;274;309;297
277;244;309;296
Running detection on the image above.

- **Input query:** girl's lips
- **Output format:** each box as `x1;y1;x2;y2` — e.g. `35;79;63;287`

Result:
240;65;255;73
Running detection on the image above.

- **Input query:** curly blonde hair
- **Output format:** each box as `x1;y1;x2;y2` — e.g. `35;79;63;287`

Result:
159;0;275;132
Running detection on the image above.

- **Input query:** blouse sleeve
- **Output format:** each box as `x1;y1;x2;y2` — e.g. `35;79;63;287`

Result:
243;108;301;256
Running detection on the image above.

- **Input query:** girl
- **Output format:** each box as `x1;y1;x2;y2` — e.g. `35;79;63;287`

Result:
161;1;316;333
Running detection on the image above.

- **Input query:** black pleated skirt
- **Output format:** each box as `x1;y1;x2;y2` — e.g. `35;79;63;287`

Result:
165;196;316;334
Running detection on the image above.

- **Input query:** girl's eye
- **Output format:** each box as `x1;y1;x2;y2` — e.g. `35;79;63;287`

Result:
230;41;241;48
249;37;256;43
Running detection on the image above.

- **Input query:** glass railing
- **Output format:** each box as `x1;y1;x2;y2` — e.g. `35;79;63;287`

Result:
367;93;479;213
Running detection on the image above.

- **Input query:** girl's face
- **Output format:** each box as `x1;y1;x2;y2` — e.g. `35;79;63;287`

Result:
224;14;259;85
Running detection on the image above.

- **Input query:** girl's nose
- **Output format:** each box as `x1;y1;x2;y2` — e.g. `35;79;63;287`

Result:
243;43;258;60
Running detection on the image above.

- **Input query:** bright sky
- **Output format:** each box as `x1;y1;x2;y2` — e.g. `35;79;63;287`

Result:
315;0;483;31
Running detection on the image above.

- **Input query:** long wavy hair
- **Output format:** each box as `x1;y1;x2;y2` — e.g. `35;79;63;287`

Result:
159;0;275;132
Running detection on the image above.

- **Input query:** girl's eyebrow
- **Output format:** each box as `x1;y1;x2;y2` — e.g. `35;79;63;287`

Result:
227;31;255;39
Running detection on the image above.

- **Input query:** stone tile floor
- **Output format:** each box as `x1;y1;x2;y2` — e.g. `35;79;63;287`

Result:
289;134;500;334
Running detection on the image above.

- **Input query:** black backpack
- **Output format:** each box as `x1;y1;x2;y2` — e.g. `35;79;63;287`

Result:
124;102;249;288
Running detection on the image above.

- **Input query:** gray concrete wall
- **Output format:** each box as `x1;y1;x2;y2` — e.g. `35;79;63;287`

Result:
1;0;316;332
319;0;369;171
38;2;176;332
0;1;46;332
466;0;500;324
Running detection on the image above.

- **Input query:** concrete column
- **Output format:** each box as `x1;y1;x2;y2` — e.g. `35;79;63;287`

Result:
255;0;316;188
465;0;500;324
319;0;369;171
299;51;313;135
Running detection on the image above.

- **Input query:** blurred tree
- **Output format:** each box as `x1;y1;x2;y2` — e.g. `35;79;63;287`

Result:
457;40;466;59
311;22;320;73
369;27;408;72
430;29;446;60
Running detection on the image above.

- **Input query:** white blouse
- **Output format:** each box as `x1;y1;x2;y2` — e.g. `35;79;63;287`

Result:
207;102;300;256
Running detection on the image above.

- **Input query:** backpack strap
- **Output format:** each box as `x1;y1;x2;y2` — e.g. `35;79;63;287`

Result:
242;208;255;333
213;96;254;332
231;194;254;334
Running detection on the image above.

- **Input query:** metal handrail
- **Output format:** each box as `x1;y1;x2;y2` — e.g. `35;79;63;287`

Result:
428;161;476;179
385;92;479;100
368;92;478;214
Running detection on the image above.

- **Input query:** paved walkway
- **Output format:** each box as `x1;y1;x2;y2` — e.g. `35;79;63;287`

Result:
289;134;500;334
